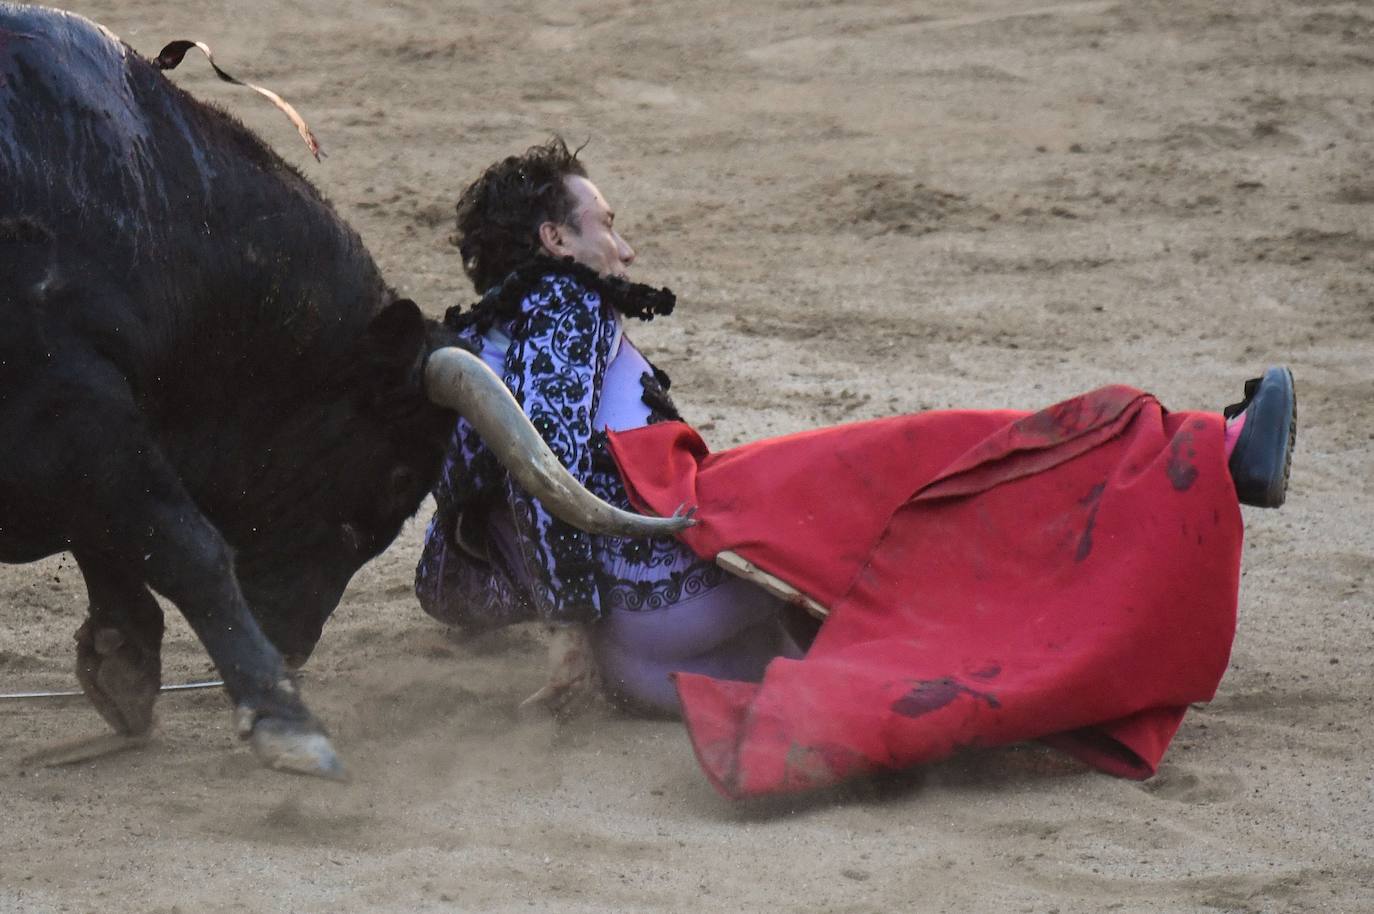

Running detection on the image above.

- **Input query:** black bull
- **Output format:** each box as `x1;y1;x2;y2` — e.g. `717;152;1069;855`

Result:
0;4;687;778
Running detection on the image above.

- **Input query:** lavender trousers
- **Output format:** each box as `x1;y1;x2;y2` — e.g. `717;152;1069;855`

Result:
487;509;801;716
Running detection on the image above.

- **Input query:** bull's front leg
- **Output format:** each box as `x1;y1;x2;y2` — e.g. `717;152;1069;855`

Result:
123;499;346;780
43;381;346;779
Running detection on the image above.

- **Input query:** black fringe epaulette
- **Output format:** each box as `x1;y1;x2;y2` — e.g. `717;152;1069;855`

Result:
640;366;682;423
444;257;675;336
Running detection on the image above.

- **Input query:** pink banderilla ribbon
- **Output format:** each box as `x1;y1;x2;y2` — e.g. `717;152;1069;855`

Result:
153;39;323;161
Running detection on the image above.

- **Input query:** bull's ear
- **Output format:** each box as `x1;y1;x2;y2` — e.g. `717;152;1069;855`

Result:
360;299;428;394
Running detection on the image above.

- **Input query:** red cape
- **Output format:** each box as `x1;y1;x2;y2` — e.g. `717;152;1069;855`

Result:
607;386;1242;799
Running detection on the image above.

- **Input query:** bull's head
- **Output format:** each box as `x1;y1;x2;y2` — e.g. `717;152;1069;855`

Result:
232;299;690;664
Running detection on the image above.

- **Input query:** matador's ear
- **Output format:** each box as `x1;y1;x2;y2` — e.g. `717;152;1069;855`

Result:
538;220;568;259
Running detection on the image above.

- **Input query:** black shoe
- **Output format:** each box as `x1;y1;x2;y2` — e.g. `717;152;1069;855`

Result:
1225;366;1297;508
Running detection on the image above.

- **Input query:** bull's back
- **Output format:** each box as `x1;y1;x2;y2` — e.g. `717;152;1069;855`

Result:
1;4;199;254
0;3;386;398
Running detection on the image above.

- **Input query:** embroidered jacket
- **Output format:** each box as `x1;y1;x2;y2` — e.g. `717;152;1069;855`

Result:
415;261;725;628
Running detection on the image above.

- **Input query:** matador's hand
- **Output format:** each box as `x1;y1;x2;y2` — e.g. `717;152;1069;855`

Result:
519;624;599;716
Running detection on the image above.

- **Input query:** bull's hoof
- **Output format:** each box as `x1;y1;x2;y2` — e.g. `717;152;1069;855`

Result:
244;713;348;782
74;622;161;736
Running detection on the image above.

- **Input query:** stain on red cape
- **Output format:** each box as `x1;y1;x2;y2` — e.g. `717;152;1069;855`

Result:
607;386;1242;799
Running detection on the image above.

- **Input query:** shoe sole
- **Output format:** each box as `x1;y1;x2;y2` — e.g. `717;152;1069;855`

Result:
1228;365;1296;508
1277;366;1297;507
1258;366;1296;508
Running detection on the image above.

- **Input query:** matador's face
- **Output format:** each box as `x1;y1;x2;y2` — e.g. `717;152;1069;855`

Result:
540;175;636;280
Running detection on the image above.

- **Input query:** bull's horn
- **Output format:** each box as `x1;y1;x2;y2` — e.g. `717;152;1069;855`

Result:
423;347;695;538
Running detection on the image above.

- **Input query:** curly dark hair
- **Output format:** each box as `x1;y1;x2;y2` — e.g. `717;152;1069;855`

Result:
453;137;589;294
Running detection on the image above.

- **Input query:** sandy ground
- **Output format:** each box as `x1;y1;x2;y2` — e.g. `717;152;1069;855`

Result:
3;0;1373;911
